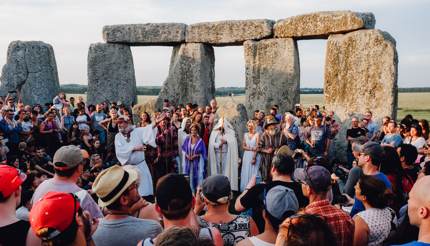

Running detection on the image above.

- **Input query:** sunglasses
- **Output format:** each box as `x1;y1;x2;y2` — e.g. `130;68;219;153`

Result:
298;166;317;189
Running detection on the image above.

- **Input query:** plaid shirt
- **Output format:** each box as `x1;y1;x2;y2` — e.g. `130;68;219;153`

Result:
305;199;354;246
156;125;178;158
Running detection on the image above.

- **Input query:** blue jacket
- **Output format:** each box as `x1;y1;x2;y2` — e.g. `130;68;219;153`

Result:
0;119;23;144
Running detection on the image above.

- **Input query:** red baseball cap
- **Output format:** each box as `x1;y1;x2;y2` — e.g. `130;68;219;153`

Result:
0;165;26;199
30;192;80;240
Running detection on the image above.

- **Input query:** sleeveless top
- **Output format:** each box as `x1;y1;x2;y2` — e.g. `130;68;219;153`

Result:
248;236;275;246
108;119;119;133
245;133;258;149
200;214;251;246
356;207;397;246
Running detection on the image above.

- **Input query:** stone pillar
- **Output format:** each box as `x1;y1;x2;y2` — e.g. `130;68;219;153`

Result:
0;41;60;105
156;43;215;109
244;38;300;117
87;43;137;106
324;29;398;121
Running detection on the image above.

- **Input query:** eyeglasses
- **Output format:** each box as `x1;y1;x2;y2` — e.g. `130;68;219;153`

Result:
298;166;316;189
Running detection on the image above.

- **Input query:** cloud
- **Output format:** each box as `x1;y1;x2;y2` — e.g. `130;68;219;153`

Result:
0;0;429;87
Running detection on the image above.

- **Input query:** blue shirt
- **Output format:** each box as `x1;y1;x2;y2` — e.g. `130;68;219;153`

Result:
62;115;75;130
91;112;107;131
394;242;430;246
382;133;403;148
350;172;392;217
285;124;300;150
367;121;379;139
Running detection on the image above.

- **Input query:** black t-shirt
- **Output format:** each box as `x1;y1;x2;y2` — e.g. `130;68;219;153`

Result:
346;127;367;151
239;180;308;232
0;220;29;246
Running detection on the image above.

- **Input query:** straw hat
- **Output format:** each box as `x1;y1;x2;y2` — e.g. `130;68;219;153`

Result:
92;165;138;207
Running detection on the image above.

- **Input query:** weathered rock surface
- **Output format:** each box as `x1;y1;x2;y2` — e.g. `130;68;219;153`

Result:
87;43;137;106
244;38;300;117
274;11;375;39
324;29;398;122
186;19;274;46
217;102;249;156
103;23;186;46
156;43;215;109
0;41;59;105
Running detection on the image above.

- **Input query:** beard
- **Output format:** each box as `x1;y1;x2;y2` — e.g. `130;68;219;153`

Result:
119;125;134;135
268;129;276;136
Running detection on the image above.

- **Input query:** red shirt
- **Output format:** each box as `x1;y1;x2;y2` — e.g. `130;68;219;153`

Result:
305;199;354;246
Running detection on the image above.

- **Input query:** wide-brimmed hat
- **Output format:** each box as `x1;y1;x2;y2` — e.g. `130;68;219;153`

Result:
264;116;279;129
92;165;138;207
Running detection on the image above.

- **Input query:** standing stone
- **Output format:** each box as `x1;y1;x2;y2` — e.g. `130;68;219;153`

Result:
274;11;375;39
87;43;137;106
156;43;215;109
186;19;274;46
0;41;59;105
103;23;186;46
324;29;398;122
244;38;300;117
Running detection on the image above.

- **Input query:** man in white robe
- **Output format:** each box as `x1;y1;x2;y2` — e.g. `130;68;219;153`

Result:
208;118;239;191
115;116;157;197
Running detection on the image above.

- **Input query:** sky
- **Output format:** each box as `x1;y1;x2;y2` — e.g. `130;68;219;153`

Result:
0;0;429;88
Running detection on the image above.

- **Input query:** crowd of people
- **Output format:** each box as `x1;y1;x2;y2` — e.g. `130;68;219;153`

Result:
1;91;430;246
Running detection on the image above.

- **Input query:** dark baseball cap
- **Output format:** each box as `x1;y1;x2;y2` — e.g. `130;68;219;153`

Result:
294;165;331;193
155;174;193;214
202;175;231;204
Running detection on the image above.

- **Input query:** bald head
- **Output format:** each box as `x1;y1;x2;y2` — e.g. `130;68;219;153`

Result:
408;176;430;227
411;176;430;203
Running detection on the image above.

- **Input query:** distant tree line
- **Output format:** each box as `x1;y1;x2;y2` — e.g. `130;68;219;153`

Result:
60;84;430;95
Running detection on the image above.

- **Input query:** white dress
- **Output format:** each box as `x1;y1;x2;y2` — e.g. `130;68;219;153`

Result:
240;133;261;192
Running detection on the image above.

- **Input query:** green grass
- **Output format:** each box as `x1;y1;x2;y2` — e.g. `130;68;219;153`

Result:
68;92;430;121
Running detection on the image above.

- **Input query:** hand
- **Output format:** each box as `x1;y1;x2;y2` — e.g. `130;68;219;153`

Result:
128;197;149;215
267;148;273;154
133;145;146;152
245;175;257;190
324;151;328;156
251;158;256;165
194;186;205;214
82;210;99;236
295;149;303;154
342;193;354;206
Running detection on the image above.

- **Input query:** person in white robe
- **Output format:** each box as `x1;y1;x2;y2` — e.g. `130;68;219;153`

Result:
115;116;156;197
208;118;239;191
177;117;191;174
